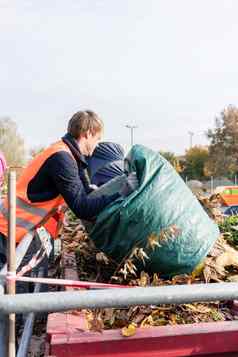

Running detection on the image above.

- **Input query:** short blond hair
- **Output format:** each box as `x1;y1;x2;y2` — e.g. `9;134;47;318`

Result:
67;110;103;139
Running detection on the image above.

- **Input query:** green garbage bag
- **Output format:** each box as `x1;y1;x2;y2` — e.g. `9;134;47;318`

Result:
89;145;219;276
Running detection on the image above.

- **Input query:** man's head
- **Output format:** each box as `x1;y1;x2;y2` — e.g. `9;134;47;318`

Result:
67;110;103;156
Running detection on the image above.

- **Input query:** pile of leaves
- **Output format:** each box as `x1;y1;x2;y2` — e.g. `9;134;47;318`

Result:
61;207;238;335
196;192;223;224
203;235;238;282
85;301;234;335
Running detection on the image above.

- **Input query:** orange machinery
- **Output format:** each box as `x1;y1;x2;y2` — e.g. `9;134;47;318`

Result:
217;186;238;206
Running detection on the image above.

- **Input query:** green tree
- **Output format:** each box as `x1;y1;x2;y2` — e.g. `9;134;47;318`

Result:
207;105;238;177
0;117;26;167
159;151;176;164
160;151;183;173
183;145;209;180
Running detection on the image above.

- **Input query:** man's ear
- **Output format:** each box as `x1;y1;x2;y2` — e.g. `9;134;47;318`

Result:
85;130;93;139
80;130;90;139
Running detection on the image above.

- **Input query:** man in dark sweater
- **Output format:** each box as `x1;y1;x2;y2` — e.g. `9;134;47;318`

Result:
27;117;120;220
0;110;138;273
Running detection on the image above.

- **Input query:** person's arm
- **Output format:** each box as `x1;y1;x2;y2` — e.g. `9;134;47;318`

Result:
48;152;120;220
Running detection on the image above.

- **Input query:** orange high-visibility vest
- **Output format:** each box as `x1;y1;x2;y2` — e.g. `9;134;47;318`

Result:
44;209;65;239
0;140;74;243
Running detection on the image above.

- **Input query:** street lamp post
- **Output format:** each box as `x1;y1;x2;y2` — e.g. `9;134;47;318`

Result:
188;131;194;149
126;125;137;147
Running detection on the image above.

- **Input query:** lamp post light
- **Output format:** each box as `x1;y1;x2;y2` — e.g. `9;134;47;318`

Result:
125;125;137;147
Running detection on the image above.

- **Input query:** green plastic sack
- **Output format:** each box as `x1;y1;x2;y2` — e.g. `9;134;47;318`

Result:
90;145;219;276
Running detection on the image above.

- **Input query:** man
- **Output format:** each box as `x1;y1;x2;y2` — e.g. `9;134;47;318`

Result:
0;110;138;271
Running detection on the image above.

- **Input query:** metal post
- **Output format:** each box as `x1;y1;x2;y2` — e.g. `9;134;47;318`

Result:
125;125;137;147
188;131;194;149
7;171;16;357
210;176;214;193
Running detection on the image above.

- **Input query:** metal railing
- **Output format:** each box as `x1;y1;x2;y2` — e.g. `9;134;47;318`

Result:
1;282;238;315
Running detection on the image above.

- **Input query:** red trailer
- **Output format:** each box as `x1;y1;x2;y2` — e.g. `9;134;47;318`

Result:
45;252;238;357
46;312;238;357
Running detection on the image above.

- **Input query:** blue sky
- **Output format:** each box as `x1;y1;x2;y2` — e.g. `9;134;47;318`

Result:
1;0;238;154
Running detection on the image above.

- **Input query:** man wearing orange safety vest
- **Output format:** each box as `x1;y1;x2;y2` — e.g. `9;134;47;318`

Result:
0;110;138;275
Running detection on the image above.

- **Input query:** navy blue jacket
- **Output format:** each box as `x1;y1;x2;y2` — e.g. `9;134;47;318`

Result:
27;133;120;220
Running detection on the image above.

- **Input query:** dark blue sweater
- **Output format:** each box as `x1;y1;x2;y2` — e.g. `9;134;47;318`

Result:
27;134;120;220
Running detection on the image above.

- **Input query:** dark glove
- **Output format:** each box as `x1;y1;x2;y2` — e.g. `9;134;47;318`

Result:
120;172;139;197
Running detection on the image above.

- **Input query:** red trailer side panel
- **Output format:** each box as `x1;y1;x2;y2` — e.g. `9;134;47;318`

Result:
47;313;238;357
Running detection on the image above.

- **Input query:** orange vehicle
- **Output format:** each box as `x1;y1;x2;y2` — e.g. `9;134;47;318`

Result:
216;186;238;206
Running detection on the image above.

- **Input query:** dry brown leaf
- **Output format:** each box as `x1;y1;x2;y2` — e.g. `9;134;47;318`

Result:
140;315;155;327
227;275;238;282
85;310;104;332
119;260;137;279
121;323;137;337
184;304;213;314
103;308;115;327
151;273;160;286
215;251;238;271
138;271;150;287
170;313;177;325
147;233;161;250
137;248;149;265
132;313;147;324
96;252;110;265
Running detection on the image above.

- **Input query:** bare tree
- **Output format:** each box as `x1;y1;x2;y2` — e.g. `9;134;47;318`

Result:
29;146;45;160
207;105;238;177
0;117;26;167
